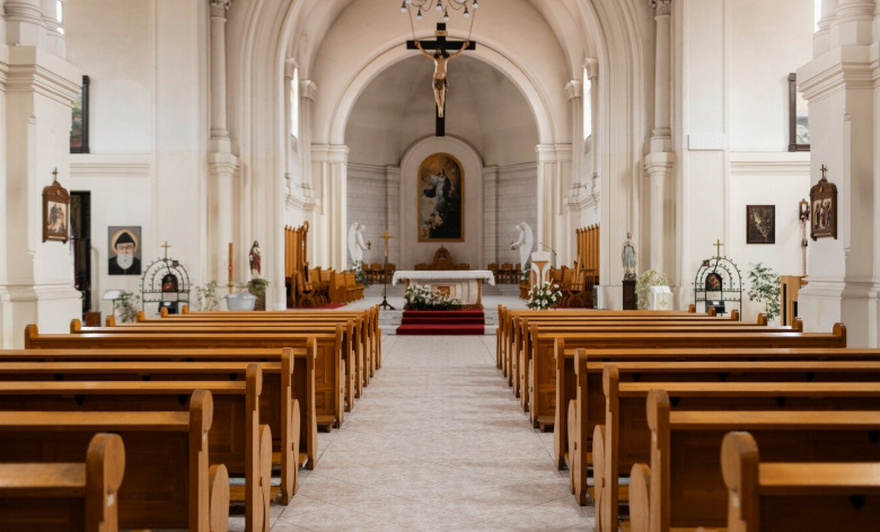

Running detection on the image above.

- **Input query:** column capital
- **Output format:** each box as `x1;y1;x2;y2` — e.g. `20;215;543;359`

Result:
300;80;317;101
650;0;670;16
210;0;231;18
564;80;582;101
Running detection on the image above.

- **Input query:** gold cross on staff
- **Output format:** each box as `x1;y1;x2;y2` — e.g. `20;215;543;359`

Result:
380;229;393;257
161;241;172;259
820;164;828;180
51;167;59;182
713;239;724;259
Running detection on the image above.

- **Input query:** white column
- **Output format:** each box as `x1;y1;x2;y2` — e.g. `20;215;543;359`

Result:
482;166;498;266
207;0;238;285
311;145;349;271
299;80;317;199
586;58;600;198
797;0;878;345
645;0;675;280
536;144;573;267
39;0;62;56
0;46;82;347
814;0;837;56
5;0;44;46
564;80;583;196
209;0;231;151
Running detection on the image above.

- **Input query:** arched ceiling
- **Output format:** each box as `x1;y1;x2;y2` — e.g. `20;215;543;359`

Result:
345;54;539;167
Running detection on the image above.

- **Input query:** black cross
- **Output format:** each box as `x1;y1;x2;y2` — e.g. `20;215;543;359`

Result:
407;23;476;137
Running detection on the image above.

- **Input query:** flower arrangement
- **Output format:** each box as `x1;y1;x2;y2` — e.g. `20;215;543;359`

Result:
404;284;463;310
635;269;669;310
520;260;531;284
527;281;561;310
747;262;781;321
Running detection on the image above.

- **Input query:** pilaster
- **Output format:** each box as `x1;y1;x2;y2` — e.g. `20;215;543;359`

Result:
0;45;81;347
209;0;231;152
5;0;44;47
482;166;498;266
311;144;349;270
536;144;573;266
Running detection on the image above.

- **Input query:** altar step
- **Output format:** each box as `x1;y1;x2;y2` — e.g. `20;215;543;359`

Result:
396;309;485;335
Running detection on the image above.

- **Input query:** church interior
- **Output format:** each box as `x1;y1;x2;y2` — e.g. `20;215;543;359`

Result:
2;0;880;531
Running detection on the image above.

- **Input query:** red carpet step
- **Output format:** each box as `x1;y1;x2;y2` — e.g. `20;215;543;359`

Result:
396;309;485;335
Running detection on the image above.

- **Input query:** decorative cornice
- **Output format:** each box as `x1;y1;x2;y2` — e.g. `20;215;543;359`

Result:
70;154;152;178
300;80;317;101
564;80;582;101
651;0;671;16
210;0;231;18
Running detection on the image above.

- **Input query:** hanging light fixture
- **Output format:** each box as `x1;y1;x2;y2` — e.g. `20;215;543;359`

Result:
401;0;479;20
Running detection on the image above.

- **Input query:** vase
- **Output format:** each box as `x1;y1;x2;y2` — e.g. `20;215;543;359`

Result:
226;292;257;311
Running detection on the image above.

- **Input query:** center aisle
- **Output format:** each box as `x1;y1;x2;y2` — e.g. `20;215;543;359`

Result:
268;335;595;531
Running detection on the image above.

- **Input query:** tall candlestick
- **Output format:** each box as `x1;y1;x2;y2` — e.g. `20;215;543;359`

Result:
228;242;234;294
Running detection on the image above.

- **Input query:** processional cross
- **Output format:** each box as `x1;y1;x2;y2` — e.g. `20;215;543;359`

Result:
379;229;395;310
407;23;476;137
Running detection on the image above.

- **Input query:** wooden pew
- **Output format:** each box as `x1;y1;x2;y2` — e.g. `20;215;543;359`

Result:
0;355;308;505
0;394;230;531
0;373;270;531
86;318;365;409
26;323;346;431
512;316;773;410
143;307;379;395
556;353;880;514
718;432;880;532
600;378;880;532
0;433;127;532
0;345;317;475
529;322;834;431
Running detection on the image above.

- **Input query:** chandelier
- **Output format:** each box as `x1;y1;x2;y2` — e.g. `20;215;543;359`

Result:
400;0;479;21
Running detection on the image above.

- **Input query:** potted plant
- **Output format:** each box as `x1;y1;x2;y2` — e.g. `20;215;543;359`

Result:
747;262;781;322
115;290;141;323
635;269;669;310
195;280;221;311
247;278;270;311
226;283;257;311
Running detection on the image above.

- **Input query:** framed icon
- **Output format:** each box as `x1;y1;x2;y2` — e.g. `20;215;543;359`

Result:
746;205;775;244
42;179;70;243
810;169;837;240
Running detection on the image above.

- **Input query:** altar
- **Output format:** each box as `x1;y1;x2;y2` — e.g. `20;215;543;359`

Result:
391;270;495;308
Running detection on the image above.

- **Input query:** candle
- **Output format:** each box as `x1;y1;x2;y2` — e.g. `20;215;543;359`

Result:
228;242;233;283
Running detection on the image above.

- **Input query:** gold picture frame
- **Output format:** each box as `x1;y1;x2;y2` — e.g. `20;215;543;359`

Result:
417;152;464;242
42;179;70;243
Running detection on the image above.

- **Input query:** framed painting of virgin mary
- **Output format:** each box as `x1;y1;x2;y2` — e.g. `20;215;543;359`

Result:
417;153;464;242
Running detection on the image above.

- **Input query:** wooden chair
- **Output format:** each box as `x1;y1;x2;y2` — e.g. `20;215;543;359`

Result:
500;263;513;284
369;263;382;283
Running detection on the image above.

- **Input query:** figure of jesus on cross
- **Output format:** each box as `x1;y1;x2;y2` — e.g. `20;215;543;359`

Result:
408;23;476;135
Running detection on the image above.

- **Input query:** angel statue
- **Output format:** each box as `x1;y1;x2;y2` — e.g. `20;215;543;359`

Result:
510;222;535;268
347;222;370;267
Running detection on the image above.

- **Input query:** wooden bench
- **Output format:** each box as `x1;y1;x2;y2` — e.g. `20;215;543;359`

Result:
145;307;381;395
599;378;880;532
528;323;838;431
555;352;880;514
0;433;127;532
26;323;346;431
511;317;774;408
718;431;880;532
0;394;230;531
627;389;880;532
0;355;308;505
0;373;271;531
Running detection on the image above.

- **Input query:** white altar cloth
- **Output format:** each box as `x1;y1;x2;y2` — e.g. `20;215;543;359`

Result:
392;270;495;307
391;270;496;286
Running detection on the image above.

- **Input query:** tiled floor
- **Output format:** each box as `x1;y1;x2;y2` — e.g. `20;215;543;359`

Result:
255;333;595;531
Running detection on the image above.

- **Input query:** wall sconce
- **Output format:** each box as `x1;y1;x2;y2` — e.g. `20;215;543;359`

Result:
798;198;810;221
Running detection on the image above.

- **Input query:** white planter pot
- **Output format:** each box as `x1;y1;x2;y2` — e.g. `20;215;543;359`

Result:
226;292;257;311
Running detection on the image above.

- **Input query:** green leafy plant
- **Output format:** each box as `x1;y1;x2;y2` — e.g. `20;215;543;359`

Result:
527;281;561;310
352;260;370;287
747;262;781;321
404;284;463;310
195;280;221;311
247;278;270;297
115;290;141;323
635;269;669;310
520;260;531;283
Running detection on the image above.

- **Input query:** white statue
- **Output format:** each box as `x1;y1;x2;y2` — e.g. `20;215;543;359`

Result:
510;222;534;268
347;222;369;266
622;231;637;279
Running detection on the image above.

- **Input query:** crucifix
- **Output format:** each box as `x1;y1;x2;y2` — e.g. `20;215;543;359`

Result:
379;229;395;310
407;23;476;137
713;239;724;259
